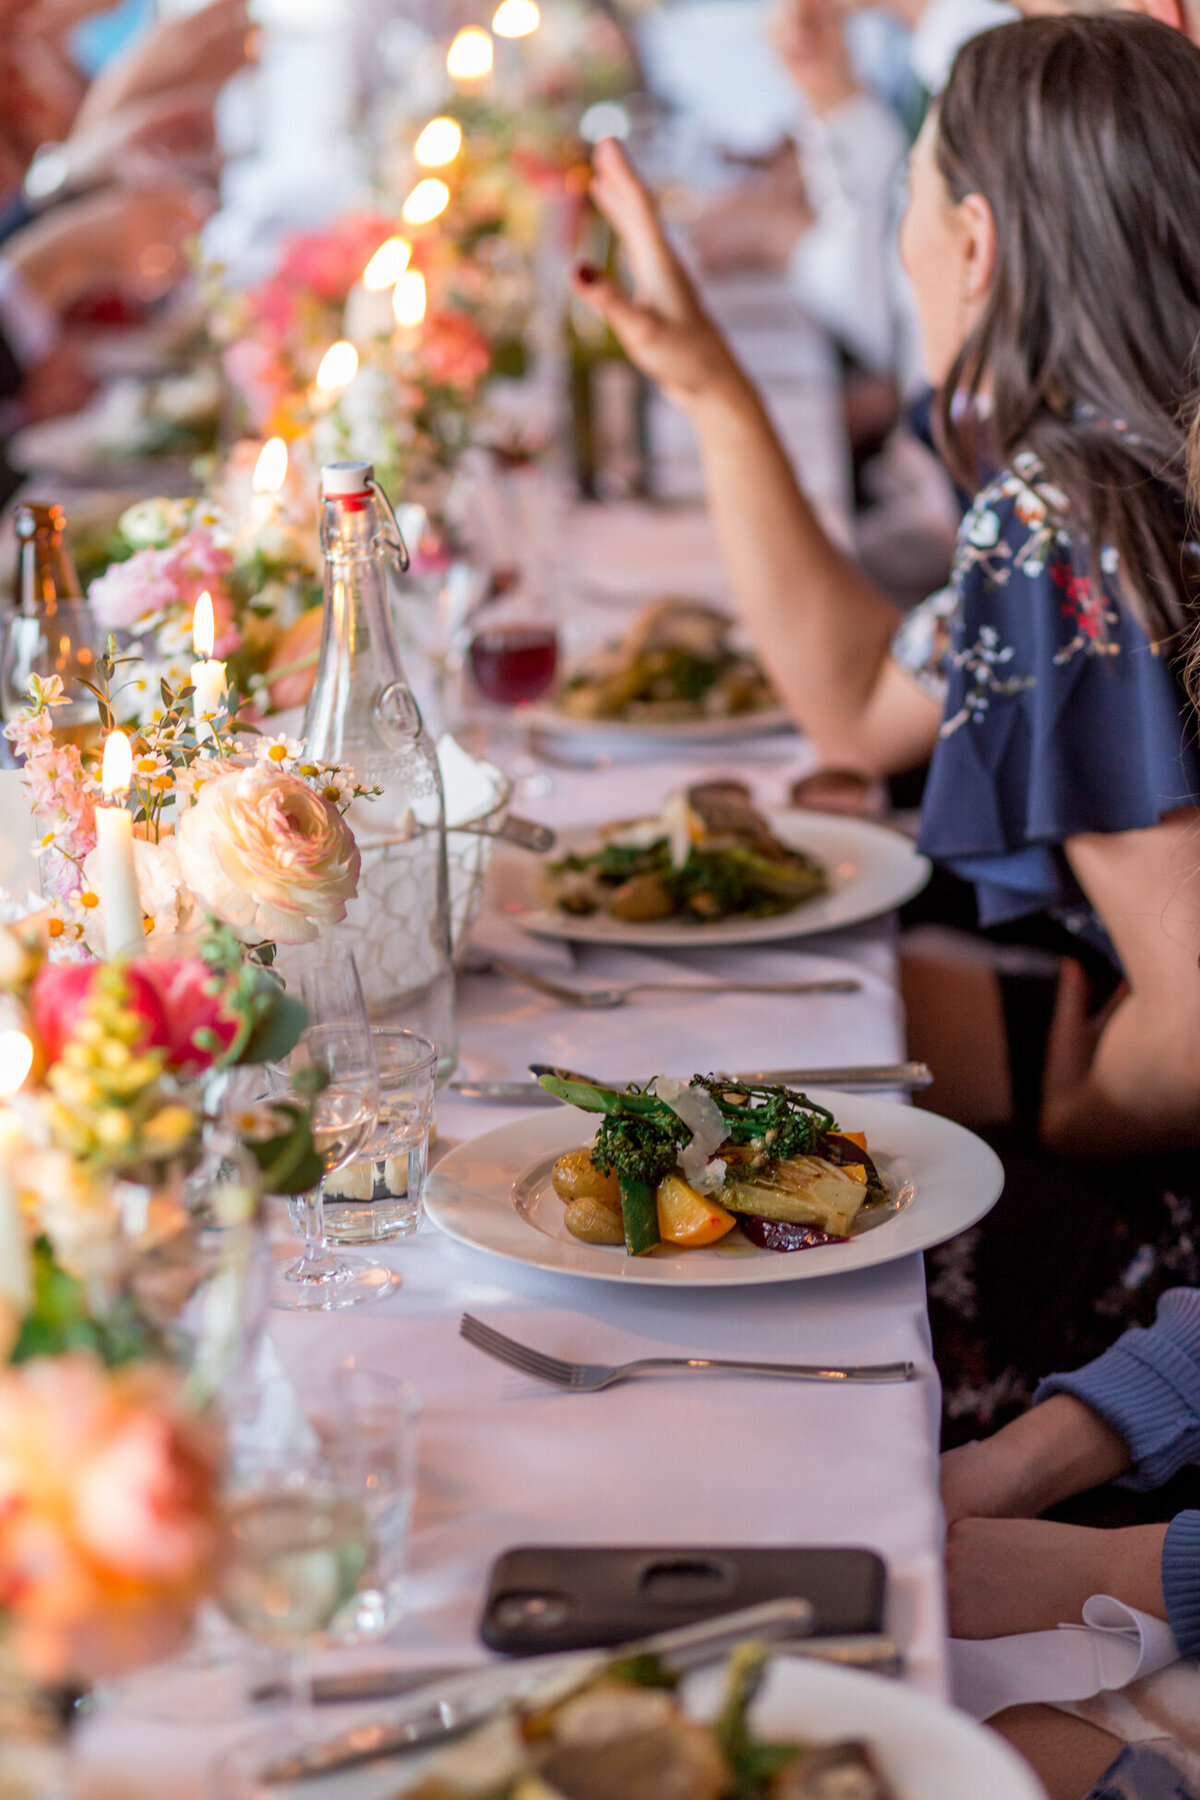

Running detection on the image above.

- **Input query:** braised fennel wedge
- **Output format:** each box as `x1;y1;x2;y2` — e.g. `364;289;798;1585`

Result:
531;1069;888;1257
397;1643;898;1800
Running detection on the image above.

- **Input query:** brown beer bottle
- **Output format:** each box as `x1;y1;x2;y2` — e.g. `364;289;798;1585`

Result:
1;502;103;753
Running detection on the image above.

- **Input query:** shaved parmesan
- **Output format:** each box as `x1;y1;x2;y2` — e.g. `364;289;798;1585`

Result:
654;1077;728;1193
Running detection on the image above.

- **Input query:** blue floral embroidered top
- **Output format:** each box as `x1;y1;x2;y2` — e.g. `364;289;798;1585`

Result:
892;450;1200;962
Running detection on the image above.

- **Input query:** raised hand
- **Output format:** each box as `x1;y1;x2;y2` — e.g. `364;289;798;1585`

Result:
570;137;744;408
74;0;254;135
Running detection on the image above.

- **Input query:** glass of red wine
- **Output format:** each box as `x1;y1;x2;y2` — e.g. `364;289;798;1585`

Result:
468;617;559;705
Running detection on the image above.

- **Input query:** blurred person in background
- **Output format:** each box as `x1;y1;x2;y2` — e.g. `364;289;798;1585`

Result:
0;0;251;468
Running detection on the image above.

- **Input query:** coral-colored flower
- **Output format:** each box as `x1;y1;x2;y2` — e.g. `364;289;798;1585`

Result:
421;311;493;390
176;765;360;945
277;213;399;303
0;1355;220;1682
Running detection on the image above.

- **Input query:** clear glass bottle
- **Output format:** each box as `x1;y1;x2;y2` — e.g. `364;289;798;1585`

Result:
302;461;457;1078
1;502;103;752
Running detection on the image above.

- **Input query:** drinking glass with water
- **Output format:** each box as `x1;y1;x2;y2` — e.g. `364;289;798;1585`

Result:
323;1029;438;1244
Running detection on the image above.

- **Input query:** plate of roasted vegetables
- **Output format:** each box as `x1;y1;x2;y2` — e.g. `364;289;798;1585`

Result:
424;1073;1004;1285
500;784;930;947
526;599;792;741
252;1641;1044;1800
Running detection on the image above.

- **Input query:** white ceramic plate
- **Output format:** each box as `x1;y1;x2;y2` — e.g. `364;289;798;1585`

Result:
523;698;795;745
425;1092;1004;1287
248;1652;1045;1800
501;809;931;948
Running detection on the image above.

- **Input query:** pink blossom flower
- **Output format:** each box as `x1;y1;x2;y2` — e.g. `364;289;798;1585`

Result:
88;530;239;648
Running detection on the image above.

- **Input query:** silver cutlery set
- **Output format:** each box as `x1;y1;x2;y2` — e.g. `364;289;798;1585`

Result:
259;1599;903;1782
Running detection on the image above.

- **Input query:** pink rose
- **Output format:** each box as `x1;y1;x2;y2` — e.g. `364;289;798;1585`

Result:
175;765;360;946
31;958;238;1074
32;962;168;1066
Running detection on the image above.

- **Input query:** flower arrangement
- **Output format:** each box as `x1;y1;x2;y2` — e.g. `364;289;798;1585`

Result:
9;659;373;958
0;1352;221;1684
82;490;321;730
0;906;327;1688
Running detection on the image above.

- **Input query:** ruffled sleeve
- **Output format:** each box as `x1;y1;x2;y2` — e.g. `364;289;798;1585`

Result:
903;456;1200;936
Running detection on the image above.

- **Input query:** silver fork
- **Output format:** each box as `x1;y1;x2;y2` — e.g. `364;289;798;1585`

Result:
460;1314;917;1390
482;954;861;1010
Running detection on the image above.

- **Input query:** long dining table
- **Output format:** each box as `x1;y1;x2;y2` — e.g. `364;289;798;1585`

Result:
78;634;950;1800
62;247;961;1790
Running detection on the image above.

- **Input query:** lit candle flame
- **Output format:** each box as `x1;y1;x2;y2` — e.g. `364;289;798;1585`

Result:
402;178;450;226
414;118;463;168
363;236;411;291
101;729;133;800
392;269;427;329
493;0;539;36
315;340;359;391
0;1029;32;1099
446;25;493;80
193;591;215;659
253;436;288;494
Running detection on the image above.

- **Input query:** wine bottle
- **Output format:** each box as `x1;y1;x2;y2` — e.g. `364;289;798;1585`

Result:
1;502;103;753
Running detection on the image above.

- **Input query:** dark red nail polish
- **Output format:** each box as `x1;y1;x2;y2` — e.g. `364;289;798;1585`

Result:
575;263;599;285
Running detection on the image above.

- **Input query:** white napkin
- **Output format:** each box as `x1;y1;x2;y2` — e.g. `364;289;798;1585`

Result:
438;733;505;830
950;1595;1180;1721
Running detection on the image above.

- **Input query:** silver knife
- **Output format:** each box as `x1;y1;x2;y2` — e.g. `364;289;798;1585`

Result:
259;1598;815;1783
255;1633;903;1709
449;1062;933;1104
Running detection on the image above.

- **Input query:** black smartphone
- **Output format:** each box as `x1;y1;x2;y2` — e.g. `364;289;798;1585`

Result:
479;1544;887;1656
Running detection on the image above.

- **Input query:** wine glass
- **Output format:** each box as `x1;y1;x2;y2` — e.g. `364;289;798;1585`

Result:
271;948;397;1310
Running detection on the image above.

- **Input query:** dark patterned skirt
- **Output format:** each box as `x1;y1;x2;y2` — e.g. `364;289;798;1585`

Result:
927;1128;1200;1448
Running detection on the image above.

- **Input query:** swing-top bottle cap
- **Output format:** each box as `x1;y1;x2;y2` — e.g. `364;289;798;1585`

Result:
321;460;374;498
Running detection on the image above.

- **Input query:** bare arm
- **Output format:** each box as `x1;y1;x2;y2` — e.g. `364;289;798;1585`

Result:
1038;809;1200;1156
576;139;942;776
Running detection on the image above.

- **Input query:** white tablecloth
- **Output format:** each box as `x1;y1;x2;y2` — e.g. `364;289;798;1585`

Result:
78;711;948;1796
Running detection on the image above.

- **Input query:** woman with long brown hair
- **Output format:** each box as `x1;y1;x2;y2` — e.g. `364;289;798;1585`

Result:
573;13;1200;1434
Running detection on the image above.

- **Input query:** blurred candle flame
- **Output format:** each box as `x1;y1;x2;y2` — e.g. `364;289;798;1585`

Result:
362;236;411;290
402;179;450;226
0;1029;32;1098
315;340;359;391
446;25;493;80
192;590;215;659
253;437;288;494
493;0;539;36
392;269;427;329
414;118;463;168
101;729;133;799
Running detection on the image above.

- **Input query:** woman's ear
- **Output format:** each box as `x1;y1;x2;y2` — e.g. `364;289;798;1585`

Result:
958;191;997;308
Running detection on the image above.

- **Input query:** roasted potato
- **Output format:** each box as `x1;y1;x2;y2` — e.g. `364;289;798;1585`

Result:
552;1152;621;1204
564;1196;625;1245
607;872;675;922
